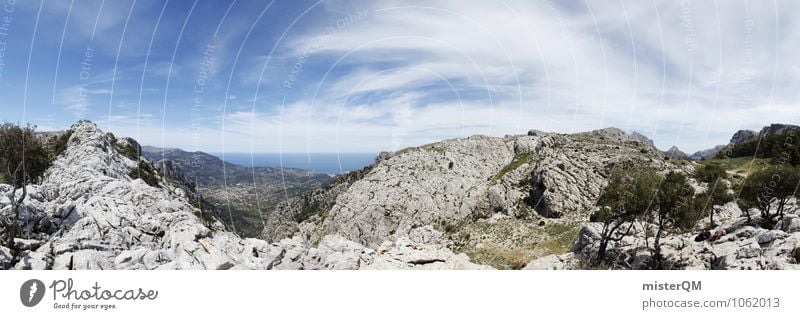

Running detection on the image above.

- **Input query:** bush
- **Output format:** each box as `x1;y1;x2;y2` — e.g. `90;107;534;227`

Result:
593;165;661;263
695;163;727;184
719;130;800;165
0;123;51;186
119;142;139;160
106;132;118;144
129;161;160;187
51;129;73;159
738;165;800;222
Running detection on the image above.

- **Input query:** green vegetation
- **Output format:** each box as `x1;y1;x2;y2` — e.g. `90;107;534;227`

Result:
446;217;579;270
0;123;52;187
129;160;160;187
539;223;580;255
717;131;800;165
652;172;698;266
118;141;140;160
593;166;661;264
491;152;531;184
700;157;772;176
738;165;800;222
106;132;118;144
0;122;53;257
694;163;733;227
592;165;706;267
193;200;216;228
51;129;74;159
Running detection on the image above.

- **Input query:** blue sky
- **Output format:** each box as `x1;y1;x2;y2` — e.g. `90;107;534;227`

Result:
0;0;798;153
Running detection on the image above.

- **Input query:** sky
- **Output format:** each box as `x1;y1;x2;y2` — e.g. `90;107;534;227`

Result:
0;0;798;154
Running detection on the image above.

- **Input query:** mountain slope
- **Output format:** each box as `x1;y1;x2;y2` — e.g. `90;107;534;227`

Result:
265;128;691;268
0;121;486;270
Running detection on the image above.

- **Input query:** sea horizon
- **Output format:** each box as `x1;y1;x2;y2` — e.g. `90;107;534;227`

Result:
210;152;378;175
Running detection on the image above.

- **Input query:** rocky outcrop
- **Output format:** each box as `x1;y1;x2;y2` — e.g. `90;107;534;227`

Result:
630;131;656;149
0;121;484;270
730;130;757;145
758;123;800;137
281;127;687;267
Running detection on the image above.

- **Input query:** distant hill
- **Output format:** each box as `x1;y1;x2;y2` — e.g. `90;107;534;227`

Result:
690;145;725;160
142;146;332;237
715;124;800;165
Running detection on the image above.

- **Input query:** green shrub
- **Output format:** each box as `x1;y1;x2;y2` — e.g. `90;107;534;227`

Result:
738;165;800;222
491;152;531;184
52;129;73;158
119;142;139;160
129;161;160;187
106;132;118;144
0;123;52;186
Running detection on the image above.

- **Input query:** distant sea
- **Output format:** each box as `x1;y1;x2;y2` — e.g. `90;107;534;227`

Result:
212;153;377;175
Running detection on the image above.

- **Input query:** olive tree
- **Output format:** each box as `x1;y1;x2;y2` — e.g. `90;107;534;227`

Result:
593;166;661;264
0;123;51;258
694;163;732;227
653;172;698;267
738;165;800;222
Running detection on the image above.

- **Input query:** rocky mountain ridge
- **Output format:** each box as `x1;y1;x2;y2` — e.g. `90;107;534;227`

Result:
0;121;484;270
4;121;799;270
261;127;692;268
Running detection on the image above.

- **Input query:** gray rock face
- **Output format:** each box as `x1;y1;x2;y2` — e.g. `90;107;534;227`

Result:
664;146;690;160
690;145;725;160
283;127;686;258
758;123;800;137
0;121;485;270
630;131;656;149
730;130;758;145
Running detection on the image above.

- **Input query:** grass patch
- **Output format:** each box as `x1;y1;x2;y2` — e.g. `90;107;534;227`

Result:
468;246;531;270
700;157;772;176
538;223;580;255
491;152;532;184
448;218;579;269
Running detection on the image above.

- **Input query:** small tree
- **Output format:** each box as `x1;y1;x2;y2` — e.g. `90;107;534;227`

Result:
738;165;800;222
593;166;661;264
653;172;697;267
694;163;732;227
0;123;51;259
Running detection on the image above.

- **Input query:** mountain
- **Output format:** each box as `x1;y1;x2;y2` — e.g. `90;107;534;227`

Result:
4;121;799;270
261;127;691;268
1;121;485;270
141;146;332;238
630;131;656;148
689;145;725;160
715;123;800;161
729;129;758;145
664;146;690;160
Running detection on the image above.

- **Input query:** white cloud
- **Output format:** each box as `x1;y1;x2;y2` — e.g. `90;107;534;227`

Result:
265;0;800;153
